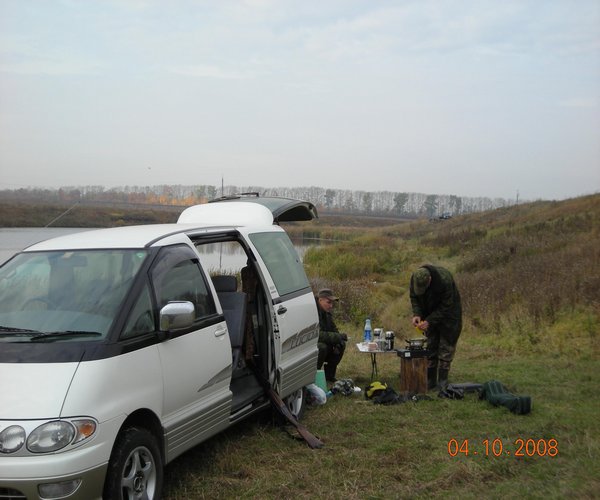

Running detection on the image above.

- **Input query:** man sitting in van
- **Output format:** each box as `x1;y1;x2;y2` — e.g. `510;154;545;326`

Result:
315;288;347;382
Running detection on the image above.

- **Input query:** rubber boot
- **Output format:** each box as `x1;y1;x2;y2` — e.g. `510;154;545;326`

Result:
427;367;438;391
438;368;449;390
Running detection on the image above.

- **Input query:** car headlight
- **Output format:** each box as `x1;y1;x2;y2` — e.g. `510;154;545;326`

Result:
27;421;76;453
0;425;26;454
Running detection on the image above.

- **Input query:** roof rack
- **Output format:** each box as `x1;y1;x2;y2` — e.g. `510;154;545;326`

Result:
208;192;260;203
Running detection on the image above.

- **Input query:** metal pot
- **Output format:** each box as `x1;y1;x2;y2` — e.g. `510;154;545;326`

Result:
405;337;427;349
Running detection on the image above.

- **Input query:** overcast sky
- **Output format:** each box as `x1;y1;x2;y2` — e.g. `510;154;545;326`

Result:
1;1;598;200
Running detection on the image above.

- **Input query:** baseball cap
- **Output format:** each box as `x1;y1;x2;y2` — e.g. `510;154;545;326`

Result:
412;268;431;295
317;288;339;301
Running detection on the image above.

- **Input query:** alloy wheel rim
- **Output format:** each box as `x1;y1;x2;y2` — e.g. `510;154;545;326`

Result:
121;445;156;500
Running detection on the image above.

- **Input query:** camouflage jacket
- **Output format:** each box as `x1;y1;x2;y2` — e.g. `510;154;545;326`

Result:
410;265;462;332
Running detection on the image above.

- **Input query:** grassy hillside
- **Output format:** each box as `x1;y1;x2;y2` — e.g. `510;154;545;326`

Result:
303;194;599;359
0;200;180;227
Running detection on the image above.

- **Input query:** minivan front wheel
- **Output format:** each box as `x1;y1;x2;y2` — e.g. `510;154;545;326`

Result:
103;426;163;500
284;387;306;420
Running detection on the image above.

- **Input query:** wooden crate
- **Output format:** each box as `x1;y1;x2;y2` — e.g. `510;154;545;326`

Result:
399;354;428;394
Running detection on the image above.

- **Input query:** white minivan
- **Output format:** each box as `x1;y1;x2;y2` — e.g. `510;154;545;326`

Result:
0;196;320;500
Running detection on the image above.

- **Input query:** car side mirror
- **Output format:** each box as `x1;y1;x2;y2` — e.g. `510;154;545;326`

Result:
159;301;195;333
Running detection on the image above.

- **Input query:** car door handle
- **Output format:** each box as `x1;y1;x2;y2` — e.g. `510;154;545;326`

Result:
214;325;228;337
277;306;287;315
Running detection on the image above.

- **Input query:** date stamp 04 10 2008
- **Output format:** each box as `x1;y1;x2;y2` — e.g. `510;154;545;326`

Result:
447;438;559;458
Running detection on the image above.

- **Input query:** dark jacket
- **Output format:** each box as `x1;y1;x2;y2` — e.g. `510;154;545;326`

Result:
316;300;344;345
410;265;462;332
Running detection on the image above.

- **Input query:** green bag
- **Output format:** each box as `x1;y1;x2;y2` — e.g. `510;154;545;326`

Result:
480;380;532;415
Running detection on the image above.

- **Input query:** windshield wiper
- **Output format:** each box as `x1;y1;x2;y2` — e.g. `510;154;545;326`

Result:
29;331;103;342
0;326;41;336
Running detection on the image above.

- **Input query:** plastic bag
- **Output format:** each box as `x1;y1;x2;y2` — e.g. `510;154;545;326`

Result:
305;383;327;406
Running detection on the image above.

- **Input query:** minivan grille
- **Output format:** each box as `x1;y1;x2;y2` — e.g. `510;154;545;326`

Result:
0;487;26;500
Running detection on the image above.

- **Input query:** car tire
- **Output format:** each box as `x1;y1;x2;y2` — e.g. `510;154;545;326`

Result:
284;387;306;420
103;426;163;500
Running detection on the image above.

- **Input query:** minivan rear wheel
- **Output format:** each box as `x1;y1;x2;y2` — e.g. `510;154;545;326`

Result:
103;426;163;500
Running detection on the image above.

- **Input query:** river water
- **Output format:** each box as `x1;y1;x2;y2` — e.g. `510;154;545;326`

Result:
0;228;91;264
0;228;310;269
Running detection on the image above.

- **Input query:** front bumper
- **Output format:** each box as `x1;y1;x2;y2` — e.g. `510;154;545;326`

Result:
0;462;107;500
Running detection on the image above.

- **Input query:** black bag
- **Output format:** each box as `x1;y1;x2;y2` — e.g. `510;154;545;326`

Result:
372;387;404;405
438;382;483;400
480;380;532;415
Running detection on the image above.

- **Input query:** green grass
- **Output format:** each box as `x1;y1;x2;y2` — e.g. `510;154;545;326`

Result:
163;338;599;499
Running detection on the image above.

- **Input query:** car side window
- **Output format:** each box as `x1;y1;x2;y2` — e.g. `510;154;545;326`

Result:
151;245;216;322
121;245;216;340
249;232;309;296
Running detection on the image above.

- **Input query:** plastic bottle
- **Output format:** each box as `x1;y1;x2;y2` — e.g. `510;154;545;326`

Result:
363;318;372;342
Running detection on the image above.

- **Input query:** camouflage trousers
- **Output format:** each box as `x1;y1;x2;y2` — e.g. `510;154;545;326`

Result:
426;325;461;371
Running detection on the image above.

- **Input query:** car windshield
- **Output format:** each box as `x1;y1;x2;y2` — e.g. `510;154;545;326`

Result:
0;249;148;342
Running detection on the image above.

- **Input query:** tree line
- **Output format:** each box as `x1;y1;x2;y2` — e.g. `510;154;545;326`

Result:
1;185;513;218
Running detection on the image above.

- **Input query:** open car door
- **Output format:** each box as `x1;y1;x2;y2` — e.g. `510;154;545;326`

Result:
177;195;320;402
